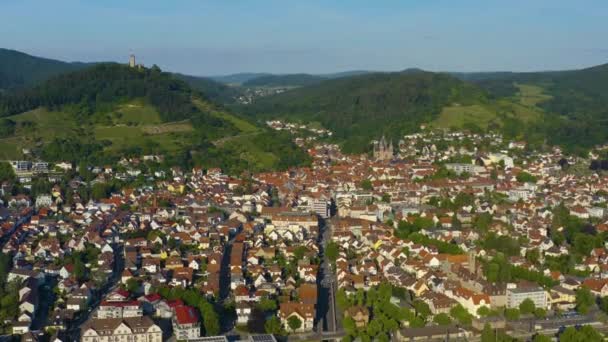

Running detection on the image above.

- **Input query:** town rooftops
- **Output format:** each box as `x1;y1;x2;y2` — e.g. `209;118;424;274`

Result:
174;305;199;325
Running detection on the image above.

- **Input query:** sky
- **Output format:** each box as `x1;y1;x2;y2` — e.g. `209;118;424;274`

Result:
2;0;608;76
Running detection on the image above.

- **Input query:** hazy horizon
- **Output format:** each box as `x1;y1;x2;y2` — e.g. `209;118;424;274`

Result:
2;0;607;76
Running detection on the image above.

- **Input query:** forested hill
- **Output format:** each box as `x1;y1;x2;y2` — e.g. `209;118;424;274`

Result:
0;48;91;90
173;73;242;105
0;63;311;174
241;71;487;153
0;63;205;122
241;63;608;155
454;63;608;152
243;74;326;87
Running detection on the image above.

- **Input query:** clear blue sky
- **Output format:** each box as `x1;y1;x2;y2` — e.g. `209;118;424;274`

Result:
2;0;607;75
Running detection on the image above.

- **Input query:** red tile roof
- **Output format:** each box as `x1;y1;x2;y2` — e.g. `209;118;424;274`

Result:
174;305;199;325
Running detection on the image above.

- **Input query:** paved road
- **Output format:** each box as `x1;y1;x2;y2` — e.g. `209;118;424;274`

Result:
317;218;338;334
0;208;32;249
30;276;58;330
219;231;239;334
65;241;124;341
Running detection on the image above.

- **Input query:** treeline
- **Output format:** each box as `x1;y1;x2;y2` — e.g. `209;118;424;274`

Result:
0;63;200;122
466;64;608;154
173;73;242;105
0;48;89;90
242;71;487;153
243;73;325;87
483;255;557;288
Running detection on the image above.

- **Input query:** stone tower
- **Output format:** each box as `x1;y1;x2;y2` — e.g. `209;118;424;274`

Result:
468;250;476;274
129;54;136;68
373;136;393;161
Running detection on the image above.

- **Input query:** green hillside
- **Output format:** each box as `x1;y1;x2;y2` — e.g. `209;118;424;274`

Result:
241;64;608;155
173;73;242;104
431;84;544;131
457;64;608;152
242;71;488;153
243;74;326;87
0;48;90;90
210;73;271;85
0;63;310;173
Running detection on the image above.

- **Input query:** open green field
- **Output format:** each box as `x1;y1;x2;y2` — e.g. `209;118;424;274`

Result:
0;99;199;158
94;125;191;152
514;83;552;107
432;95;543;130
94;121;193;152
114;100;163;125
433;104;496;129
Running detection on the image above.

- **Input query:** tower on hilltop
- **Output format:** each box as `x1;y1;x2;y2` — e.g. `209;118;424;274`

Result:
129;54;136;68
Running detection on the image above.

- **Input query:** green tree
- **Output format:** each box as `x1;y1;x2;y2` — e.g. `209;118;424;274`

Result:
433;313;452;326
343;316;356;335
532;334;552;342
366;318;382;337
326;241;339;263
504;308;520;321
533;307;546;319
481;323;495;342
560;327;579;342
287;316;302;332
519;298;536;315
525;248;541;265
336;289;350;310
412;300;431;319
575;287;595;314
257;298;278;312
477;306;490;317
126;278;139;293
293;246;308;261
578;325;603;341
91;182;112;200
199;301;220;336
516;171;537;183
449;304;472;325
408;316;425;328
73;258;86;281
360;179;373;191
0;162;15;182
264;316;283;335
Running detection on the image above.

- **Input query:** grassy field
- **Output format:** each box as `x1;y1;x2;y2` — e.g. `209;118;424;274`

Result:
433;104;496;129
115;100;163;124
514;83;552;107
0;99;198;158
94;124;191;152
432;95;543;130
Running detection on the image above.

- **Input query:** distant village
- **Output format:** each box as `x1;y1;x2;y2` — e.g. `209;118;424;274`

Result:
2;127;608;341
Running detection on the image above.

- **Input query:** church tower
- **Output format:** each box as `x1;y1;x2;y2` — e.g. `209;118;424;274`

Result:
373;136;394;161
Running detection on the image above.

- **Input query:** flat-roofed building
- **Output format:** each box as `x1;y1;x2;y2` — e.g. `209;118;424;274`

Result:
506;285;547;309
